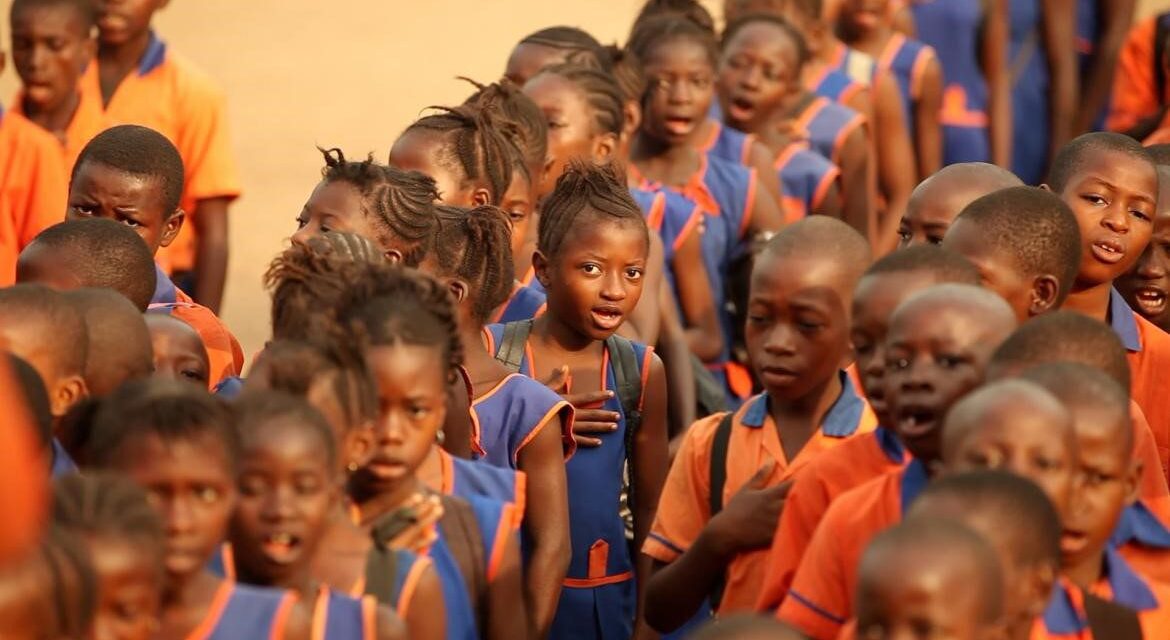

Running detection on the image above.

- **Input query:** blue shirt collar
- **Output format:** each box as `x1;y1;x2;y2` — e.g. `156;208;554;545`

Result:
1110;288;1142;352
138;32;167;76
1110;501;1170;549
1043;581;1089;635
899;458;930;514
875;426;904;464
151;263;177;304
741;371;865;437
1103;546;1160;611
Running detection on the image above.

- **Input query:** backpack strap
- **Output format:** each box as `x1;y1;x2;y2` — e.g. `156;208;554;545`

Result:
1156;12;1170;107
1083;592;1143;640
362;529;401;607
707;411;735;609
438;494;486;631
608;335;644;545
494;320;534;373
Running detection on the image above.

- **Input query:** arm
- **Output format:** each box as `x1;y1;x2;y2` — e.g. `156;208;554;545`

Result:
633;355;671;637
836;127;875;242
670;223;724;363
872;73;916;254
280;598;315;640
983;0;1013;167
914;55;944;179
404;562;447;640
622;233;664;345
516;420;572;637
191;197;230;313
374;603;408;640
748;140;786;221
748;172;785;237
443;375;473;459
1108;18;1161;134
892;4;917;37
1042;0;1079;157
811;179;843;220
1074;0;1136;133
486;528;531;640
656;291;697;440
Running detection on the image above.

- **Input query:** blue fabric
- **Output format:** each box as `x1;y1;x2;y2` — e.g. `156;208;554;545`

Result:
1110;501;1170;549
213;376;245;398
321;590;367;639
138;32;168;76
1109;288;1142;351
50;439;77;477
875;427;905;465
1008;0;1050;184
497;284;546;324
549;579;636;640
1043;581;1089;635
813;70;858;103
740;372;866;438
431;494;510;640
898;459;931;514
207;583;290;640
1103;546;1160;611
151;263;179;305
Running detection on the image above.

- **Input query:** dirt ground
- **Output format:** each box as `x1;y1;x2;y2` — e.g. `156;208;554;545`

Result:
0;0;1167;359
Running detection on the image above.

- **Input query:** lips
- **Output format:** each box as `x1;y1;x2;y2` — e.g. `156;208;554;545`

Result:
366;455;408;481
894;402;940;440
590;306;624;331
1060;529;1090;556
663;116;696;137
259;532;303;565
1132;285;1168;317
759;364;800;387
724;96;757;124
1089;236;1126;265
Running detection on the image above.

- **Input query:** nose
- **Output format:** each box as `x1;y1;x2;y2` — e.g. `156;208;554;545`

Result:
262;485;297;522
740;66;763;90
1102;204;1131;233
290;222;316;246
165;496;194;535
1137;248;1168;280
897;357;933;392
762;324;797;356
374;412;406;446
600;271;628;302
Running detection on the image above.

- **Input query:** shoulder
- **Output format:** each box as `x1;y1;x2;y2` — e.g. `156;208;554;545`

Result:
0;110;62;155
821;469;897;525
163;48;228;102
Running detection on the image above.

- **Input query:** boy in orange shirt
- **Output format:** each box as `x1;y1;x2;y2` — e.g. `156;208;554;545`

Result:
641;216;876;632
776;283;1017;639
86;0;241;312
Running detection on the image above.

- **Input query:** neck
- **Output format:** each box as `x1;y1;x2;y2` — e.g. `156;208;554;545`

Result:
162;569;221;610
768;371;843;428
532;312;595;354
1064;550;1105;590
99;30;152;72
1063;281;1114;323
459;319;510;387
1006;615;1034;640
353;475;426;524
21;91;80;135
847;26;891;53
630;130;694;166
235;563;316;601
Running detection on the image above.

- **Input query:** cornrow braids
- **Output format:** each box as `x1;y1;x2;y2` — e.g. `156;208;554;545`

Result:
318;147;439;265
628;13;720;70
52;473;166;572
41;526;98;640
250;335;378;430
234;390;338;471
519;26;611;71
532;63;626;137
606;45;647;104
431;205;516;324
461;78;548;173
538;160;649;259
633;0;717;35
721;13;811;69
401;104;524;206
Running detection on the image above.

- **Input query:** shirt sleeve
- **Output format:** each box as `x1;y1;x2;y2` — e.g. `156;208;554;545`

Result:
1107;17;1159;133
18;128;68;248
642;414;722;563
1132;402;1170;501
175;69;242;206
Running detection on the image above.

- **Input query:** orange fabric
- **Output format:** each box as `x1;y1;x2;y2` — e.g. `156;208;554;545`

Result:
643;393;877;615
777;469;903;640
1132;401;1170;501
755;431;906;612
485;502;516;583
267;591;297;640
183;581;234;640
1108;17;1161;133
1119;505;1170;585
149;300;244;387
0;355;48;562
1091;571;1170;639
1128;314;1170;484
12;79;106;173
0;109;68;285
79;49;241;273
396;555;432;618
939;85;989;128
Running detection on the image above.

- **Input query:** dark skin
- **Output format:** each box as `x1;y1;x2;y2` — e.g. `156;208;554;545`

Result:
1073;0;1135;134
656;284;697;450
644;249;858;632
530;217;669;638
67;160;184;255
1039;0;1079;162
983;0;1013;168
144;313;210;388
897;166;1022;249
10;3;95;142
1116;168;1170;333
87;536;163;640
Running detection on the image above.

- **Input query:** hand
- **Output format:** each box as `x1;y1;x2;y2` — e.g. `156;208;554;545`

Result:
386;494;443;554
708;459;791;556
543;365;620;448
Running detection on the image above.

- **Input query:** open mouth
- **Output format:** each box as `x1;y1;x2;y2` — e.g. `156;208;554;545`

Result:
1090;238;1125;265
367;456;408;480
896;404;939;440
1060;530;1089;556
260;532;302;564
663;116;695;137
591;307;624;331
1134;286;1168;316
725;96;757;122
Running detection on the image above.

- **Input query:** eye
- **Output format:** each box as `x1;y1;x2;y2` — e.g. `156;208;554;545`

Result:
889;357;910;371
119;217;141;228
508;211;526;223
1130;207;1152;222
295;475;323;494
1082;194;1108;206
796;319;823;332
295;217;308;229
69;205;95;217
194;486;222;503
409;404;431;420
936;354;964;368
181;368;207;383
581;263;602;275
927;234;945;246
896;226;911;242
624;267;644;280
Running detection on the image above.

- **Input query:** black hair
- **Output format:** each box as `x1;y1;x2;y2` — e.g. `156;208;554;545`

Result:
9;354;52;450
87;378;240;472
318;148;439;267
537;160;648;259
531;63;626;137
1021;362;1133;453
915;470;1062;568
233;390;338;470
462;78;548;173
952;186;1083;306
52;473;166;574
65;288;153;397
72;125;184;216
633;0;717;35
0;284;88;377
1047;132;1156;193
628;14;720;71
40;526;98;640
399;103;524;206
606;45;647;104
864;244;980;285
987;310;1131;394
249;336;376;431
432;205;515;324
761;215;873;285
721;13;811;71
784;0;824;22
1145;143;1170;167
19;218;157;312
722;0;787;24
518;26;611;71
10;0;97;27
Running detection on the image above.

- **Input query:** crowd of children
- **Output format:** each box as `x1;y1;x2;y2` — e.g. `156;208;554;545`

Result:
6;0;1170;638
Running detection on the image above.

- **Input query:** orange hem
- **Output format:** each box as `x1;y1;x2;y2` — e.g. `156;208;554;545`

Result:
268;592;297;640
672;205;704;253
739;170;759;240
812;167;840;211
563;570;634;588
486;503;516;582
183;582;234;640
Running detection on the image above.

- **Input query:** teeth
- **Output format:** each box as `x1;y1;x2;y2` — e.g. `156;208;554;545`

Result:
268;533;293;545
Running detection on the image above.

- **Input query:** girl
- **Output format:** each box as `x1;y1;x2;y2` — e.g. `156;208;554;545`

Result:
228;391;415;640
504;26;611;88
52;473;165;640
144;312;210;387
86;378;314;639
0;526;97;640
487;162;669;639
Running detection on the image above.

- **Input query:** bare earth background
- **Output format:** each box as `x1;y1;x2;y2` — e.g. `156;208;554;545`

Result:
0;0;1166;360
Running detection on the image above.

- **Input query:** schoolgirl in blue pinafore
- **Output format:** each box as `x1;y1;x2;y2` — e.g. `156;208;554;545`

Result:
1074;0;1108;130
492;282;547;324
198;581;298;639
793;96;867;170
312;588;377;640
910;0;993;165
466;368;574;472
810;67;865;107
1007;0;1050;184
484;324;654;640
695;120;755;167
874;33;937;141
774;141;840;222
629;186;703;294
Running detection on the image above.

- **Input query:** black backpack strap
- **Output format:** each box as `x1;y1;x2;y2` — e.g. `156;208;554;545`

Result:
707;411;735;609
362;541;400;607
438;494;486;631
1156;12;1170;107
494;320;534;372
1083;592;1143;640
608;335;644;544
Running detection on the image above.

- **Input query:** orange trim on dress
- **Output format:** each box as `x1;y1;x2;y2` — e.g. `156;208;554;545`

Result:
877;34;904;73
397;555;432;618
486;503;517;583
310;587;330;640
472;373;522;406
562;570;635;588
221;542;236;581
739;170;758;240
438;448;456;495
908;46;934;101
740;133;758;166
513;401;572;465
361;595;377;640
672;204;703;253
268;592;297;640
637;346;655;412
511;470;528;527
832;114;867;165
812;166;841;212
183;581;234;640
645;191;667;232
696;120;721;153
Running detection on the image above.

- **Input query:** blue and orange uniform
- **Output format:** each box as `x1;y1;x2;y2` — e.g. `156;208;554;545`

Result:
695;120;756;167
755;426;907;612
492;283;547;324
873;34;937;140
777;457;930;639
910;0;993;165
827;42;878;87
808;67;866;108
148;299;244;390
1107;13;1170;134
1113;499;1170;586
0;105;68;286
461;368;574;471
773;141;840;222
792;97;867;172
1090;547;1170;638
192;581;299;640
1031;578;1094;640
310;588;378;640
79;32;241;275
436;446;527;526
644;375;878;617
629;186;702;294
485;323;653;639
1008;0;1050;185
1109;289;1170;482
1130;402;1170;502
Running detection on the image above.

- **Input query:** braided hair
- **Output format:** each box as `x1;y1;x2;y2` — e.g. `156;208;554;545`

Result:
538;160;649;259
430;205;516;324
233;390;338;470
462;78;548;175
40;526;98;640
249;336;378;433
606;45;647;105
518;26;612;72
632;0;717;36
628;13;720;71
52;473;165;577
721;13;812;70
531;63;626;138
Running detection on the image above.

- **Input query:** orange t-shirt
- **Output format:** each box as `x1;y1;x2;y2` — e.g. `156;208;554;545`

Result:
1113;290;1170;482
1113;498;1170;586
1108;15;1164;133
755;427;908;613
11;79;107;174
643;374;877;616
0;354;48;562
80;34;241;273
1090;547;1170;640
1132;401;1170;501
0;107;68;285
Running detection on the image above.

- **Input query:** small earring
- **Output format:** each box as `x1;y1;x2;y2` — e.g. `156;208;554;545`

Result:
346;461;359;472
435;429;446;446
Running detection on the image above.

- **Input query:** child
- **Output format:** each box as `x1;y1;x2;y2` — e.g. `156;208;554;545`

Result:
0;526;97;639
835;0;943;179
86;0;241;312
9;0;100;167
229;391;411;640
941;186;1082;322
777;284;1017;639
335;262;528;640
0;284;88;422
17;217;158;312
145;312;210;388
854;518;1004;640
754;244;980;612
896;162;1022;248
64;287;153;397
504;26;610;87
1044;132;1170;477
86;378;313;639
644;216;874;630
487;162;669;639
68;125;244;385
52;472;166;640
8;354;60;476
1116;163;1170;333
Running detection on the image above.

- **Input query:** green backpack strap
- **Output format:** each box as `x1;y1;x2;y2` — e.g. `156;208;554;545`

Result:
707;411;735;609
495;319;534;373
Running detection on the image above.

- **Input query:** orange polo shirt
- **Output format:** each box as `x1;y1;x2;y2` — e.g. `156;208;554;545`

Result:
1090;547;1170;640
0;107;68;285
755;427;908;613
1112;290;1170;482
12;80;106;173
80;33;241;273
1107;15;1165;133
1132;402;1170;501
643;373;877;616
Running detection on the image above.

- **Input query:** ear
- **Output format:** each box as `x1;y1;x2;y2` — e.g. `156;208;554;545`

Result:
81;33;97;64
343;424;375;470
384;248;404;264
470;188;492;207
533;250;552;289
622;100;642;140
446;278;470;305
1029;275;1061;316
160;209;184;248
49;375;89;419
1024;563;1058;618
593;133;619;164
1038;183;1052;192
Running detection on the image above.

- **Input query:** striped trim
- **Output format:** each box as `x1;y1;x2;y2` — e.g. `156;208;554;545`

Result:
788;589;847;624
562;570;634;588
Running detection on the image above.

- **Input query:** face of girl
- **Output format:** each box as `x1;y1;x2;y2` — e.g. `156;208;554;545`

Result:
504;42;569;86
640;37;717;146
523;72;609;196
293;180;382;247
717;21;802;133
500;170;536;262
89;536;162;640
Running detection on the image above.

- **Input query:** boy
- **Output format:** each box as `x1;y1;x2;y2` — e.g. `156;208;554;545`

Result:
754;244;979;612
896;162;1022;248
0;284;87;423
9;0;101;168
1116;163;1170;333
64;288;152;398
85;0;240;312
776;284;1017;639
1043;132;1170;477
941;186;1082;322
17;218;158;312
642;216;875;631
854;517;1004;640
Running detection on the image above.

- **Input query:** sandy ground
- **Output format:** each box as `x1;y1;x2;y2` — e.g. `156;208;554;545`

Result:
0;0;1167;359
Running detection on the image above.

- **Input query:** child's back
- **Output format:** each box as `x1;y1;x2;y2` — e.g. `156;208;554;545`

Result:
0;108;68;285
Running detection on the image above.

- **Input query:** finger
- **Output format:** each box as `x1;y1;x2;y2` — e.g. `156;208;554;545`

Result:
573;408;622;422
564;390;615;406
573;421;619;434
572;435;604;448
